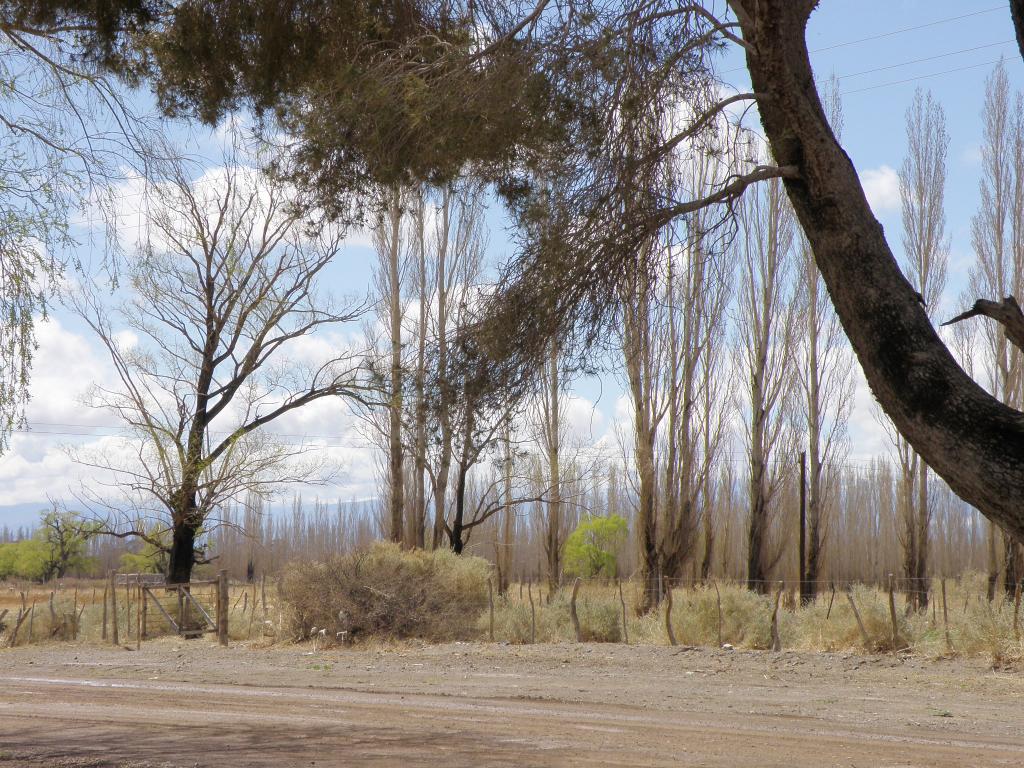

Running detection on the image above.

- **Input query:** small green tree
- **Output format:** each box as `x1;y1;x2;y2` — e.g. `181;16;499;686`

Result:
563;515;628;580
119;527;171;574
0;511;97;582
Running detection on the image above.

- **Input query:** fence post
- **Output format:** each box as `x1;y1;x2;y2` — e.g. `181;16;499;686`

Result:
825;583;836;621
1014;580;1022;642
770;582;783;652
218;569;229;646
845;590;871;650
101;584;108;641
713;581;723;647
141;585;148;640
109;571;119;646
941;578;953;653
569;578;582;643
527;580;536;644
664;585;677;646
618;580;629;644
488;578;495;642
887;574;900;653
136;584;142;651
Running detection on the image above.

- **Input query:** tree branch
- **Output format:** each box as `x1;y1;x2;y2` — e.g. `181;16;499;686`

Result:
942;296;1024;354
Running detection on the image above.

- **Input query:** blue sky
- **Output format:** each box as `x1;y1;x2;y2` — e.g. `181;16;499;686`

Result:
1;1;1022;530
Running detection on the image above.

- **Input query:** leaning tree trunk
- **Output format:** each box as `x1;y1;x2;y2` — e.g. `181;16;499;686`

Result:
734;0;1024;542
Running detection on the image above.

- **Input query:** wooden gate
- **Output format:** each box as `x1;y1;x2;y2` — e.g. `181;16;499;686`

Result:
116;571;229;646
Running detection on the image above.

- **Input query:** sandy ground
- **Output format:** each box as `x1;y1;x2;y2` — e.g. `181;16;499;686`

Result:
2;640;1024;767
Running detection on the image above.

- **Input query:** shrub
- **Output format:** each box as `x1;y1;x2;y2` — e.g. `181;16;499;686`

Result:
278;542;491;643
563;515;628;579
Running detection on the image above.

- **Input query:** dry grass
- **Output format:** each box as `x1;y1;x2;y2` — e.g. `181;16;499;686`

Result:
0;578;269;646
485;574;1024;664
4;570;1024;664
277;542;491;644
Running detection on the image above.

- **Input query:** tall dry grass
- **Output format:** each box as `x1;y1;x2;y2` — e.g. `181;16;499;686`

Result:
484;574;1024;663
4;569;1024;664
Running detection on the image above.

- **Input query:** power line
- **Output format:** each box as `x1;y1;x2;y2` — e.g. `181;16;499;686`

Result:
841;57;1005;96
836;39;1015;80
810;6;1005;54
722;6;1007;75
10;423;369;449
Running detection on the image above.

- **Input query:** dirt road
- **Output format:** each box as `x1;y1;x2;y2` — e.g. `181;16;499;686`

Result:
2;641;1024;767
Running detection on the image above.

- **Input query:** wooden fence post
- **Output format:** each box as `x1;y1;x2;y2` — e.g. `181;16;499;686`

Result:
217;569;229;646
713;581;723;647
941;578;953;653
136;585;142;651
1014;580;1022;643
527;580;536;644
141;586;148;640
825;583;836;621
569;578;582;643
618;580;629;645
770;583;783;652
488;578;495;642
125;582;131;641
664;586;677;646
101;585;108;641
846;590;871;650
109;571;119;646
887;574;900;653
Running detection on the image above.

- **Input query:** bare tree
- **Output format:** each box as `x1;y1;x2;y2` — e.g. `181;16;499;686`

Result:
408;188;431;548
737;168;798;594
71;146;368;583
619;238;670;612
891;88;950;610
425;182;487;549
962;63;1024;599
659;193;733;585
366;184;410;544
795;79;853;603
536;337;566;594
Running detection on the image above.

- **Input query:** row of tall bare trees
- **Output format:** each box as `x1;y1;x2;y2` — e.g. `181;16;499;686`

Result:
346;70;1024;611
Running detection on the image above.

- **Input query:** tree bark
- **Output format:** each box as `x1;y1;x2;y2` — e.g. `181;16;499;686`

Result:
386;186;405;544
733;1;1024;541
167;517;198;585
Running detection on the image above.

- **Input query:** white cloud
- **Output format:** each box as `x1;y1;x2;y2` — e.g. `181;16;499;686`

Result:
960;142;983;168
860;165;901;213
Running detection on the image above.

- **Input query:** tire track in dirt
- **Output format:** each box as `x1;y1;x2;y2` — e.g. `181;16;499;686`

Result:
2;674;1024;767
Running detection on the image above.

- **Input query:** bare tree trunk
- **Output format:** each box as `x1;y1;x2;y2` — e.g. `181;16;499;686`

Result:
385;186;405;544
542;338;562;595
621;247;665;613
411;193;429;549
431;190;453;550
497;424;514;595
738;175;796;595
915;465;930;610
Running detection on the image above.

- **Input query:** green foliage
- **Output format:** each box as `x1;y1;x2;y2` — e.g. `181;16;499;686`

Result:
0;510;97;581
119;529;170;574
563;514;627;579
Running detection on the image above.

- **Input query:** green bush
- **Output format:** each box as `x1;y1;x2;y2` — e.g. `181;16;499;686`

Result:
278;542;491;643
563;515;628;579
